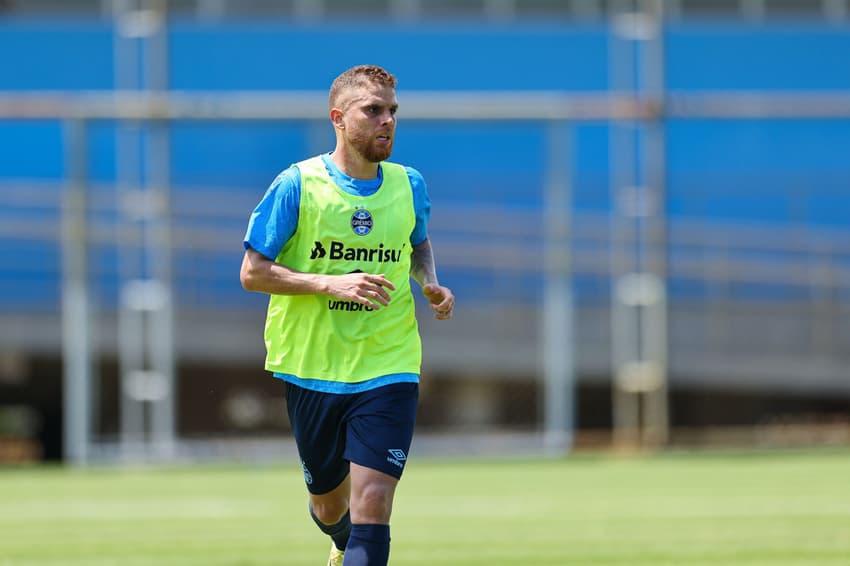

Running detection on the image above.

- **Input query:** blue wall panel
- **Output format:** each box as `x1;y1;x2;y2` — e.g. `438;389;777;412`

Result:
666;25;850;90
0;20;114;90
2;20;849;310
168;23;609;91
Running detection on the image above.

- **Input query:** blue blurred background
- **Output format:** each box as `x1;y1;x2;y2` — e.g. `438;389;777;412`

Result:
1;0;849;464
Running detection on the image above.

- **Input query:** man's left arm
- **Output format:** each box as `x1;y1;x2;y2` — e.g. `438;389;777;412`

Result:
410;238;454;321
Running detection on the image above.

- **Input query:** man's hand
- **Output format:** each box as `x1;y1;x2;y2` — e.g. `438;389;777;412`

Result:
422;283;455;320
326;272;396;309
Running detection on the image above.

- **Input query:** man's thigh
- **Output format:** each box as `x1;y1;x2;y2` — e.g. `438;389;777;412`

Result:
285;381;419;493
285;382;350;495
344;382;419;480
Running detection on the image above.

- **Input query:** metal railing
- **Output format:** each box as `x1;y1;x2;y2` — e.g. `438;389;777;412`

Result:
3;0;848;22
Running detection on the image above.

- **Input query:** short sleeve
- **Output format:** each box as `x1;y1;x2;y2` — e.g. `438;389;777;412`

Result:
243;166;301;260
405;166;431;246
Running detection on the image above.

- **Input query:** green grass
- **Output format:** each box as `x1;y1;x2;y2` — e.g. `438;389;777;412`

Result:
2;448;850;565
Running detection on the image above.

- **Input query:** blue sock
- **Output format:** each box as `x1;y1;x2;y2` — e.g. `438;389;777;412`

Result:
342;524;390;566
309;504;351;551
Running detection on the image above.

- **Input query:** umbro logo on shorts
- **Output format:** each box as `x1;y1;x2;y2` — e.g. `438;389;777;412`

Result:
387;449;407;468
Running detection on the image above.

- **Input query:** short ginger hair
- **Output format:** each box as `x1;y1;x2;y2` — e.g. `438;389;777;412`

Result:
329;65;398;111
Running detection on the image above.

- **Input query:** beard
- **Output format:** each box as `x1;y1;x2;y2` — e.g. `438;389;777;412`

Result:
347;128;394;163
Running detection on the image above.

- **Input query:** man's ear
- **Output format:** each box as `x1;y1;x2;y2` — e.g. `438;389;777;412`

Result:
330;108;345;130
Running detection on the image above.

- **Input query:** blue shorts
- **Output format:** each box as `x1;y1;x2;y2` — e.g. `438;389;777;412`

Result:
285;381;419;495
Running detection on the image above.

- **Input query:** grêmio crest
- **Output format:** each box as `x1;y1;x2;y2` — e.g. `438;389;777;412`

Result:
351;208;373;236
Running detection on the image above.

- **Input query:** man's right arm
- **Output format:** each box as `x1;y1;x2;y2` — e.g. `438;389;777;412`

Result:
240;248;395;309
240;248;331;295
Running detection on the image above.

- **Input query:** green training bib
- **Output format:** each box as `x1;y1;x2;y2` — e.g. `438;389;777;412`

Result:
263;156;421;382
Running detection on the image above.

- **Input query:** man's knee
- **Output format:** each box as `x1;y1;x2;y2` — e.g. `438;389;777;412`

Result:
311;496;349;525
352;481;395;523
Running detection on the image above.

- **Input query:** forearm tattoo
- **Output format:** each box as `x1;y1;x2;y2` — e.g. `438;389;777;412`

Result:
410;239;438;287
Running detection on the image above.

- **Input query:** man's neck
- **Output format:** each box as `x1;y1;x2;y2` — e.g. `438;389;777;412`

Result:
330;146;379;180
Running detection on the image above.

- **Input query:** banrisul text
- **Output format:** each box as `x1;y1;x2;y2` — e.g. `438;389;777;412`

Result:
312;240;404;263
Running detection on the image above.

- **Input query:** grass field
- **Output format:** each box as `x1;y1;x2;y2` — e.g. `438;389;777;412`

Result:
1;448;849;565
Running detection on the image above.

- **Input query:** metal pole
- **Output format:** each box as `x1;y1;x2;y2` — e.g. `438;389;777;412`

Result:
542;121;575;455
640;0;669;446
609;0;669;449
609;7;642;448
146;120;176;460
145;0;176;460
114;0;146;462
118;294;145;453
61;118;92;466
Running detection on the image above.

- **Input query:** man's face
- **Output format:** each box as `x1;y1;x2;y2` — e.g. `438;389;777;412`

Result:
338;83;398;163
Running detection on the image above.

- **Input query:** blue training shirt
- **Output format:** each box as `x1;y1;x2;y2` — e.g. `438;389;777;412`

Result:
244;153;430;261
243;153;432;393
